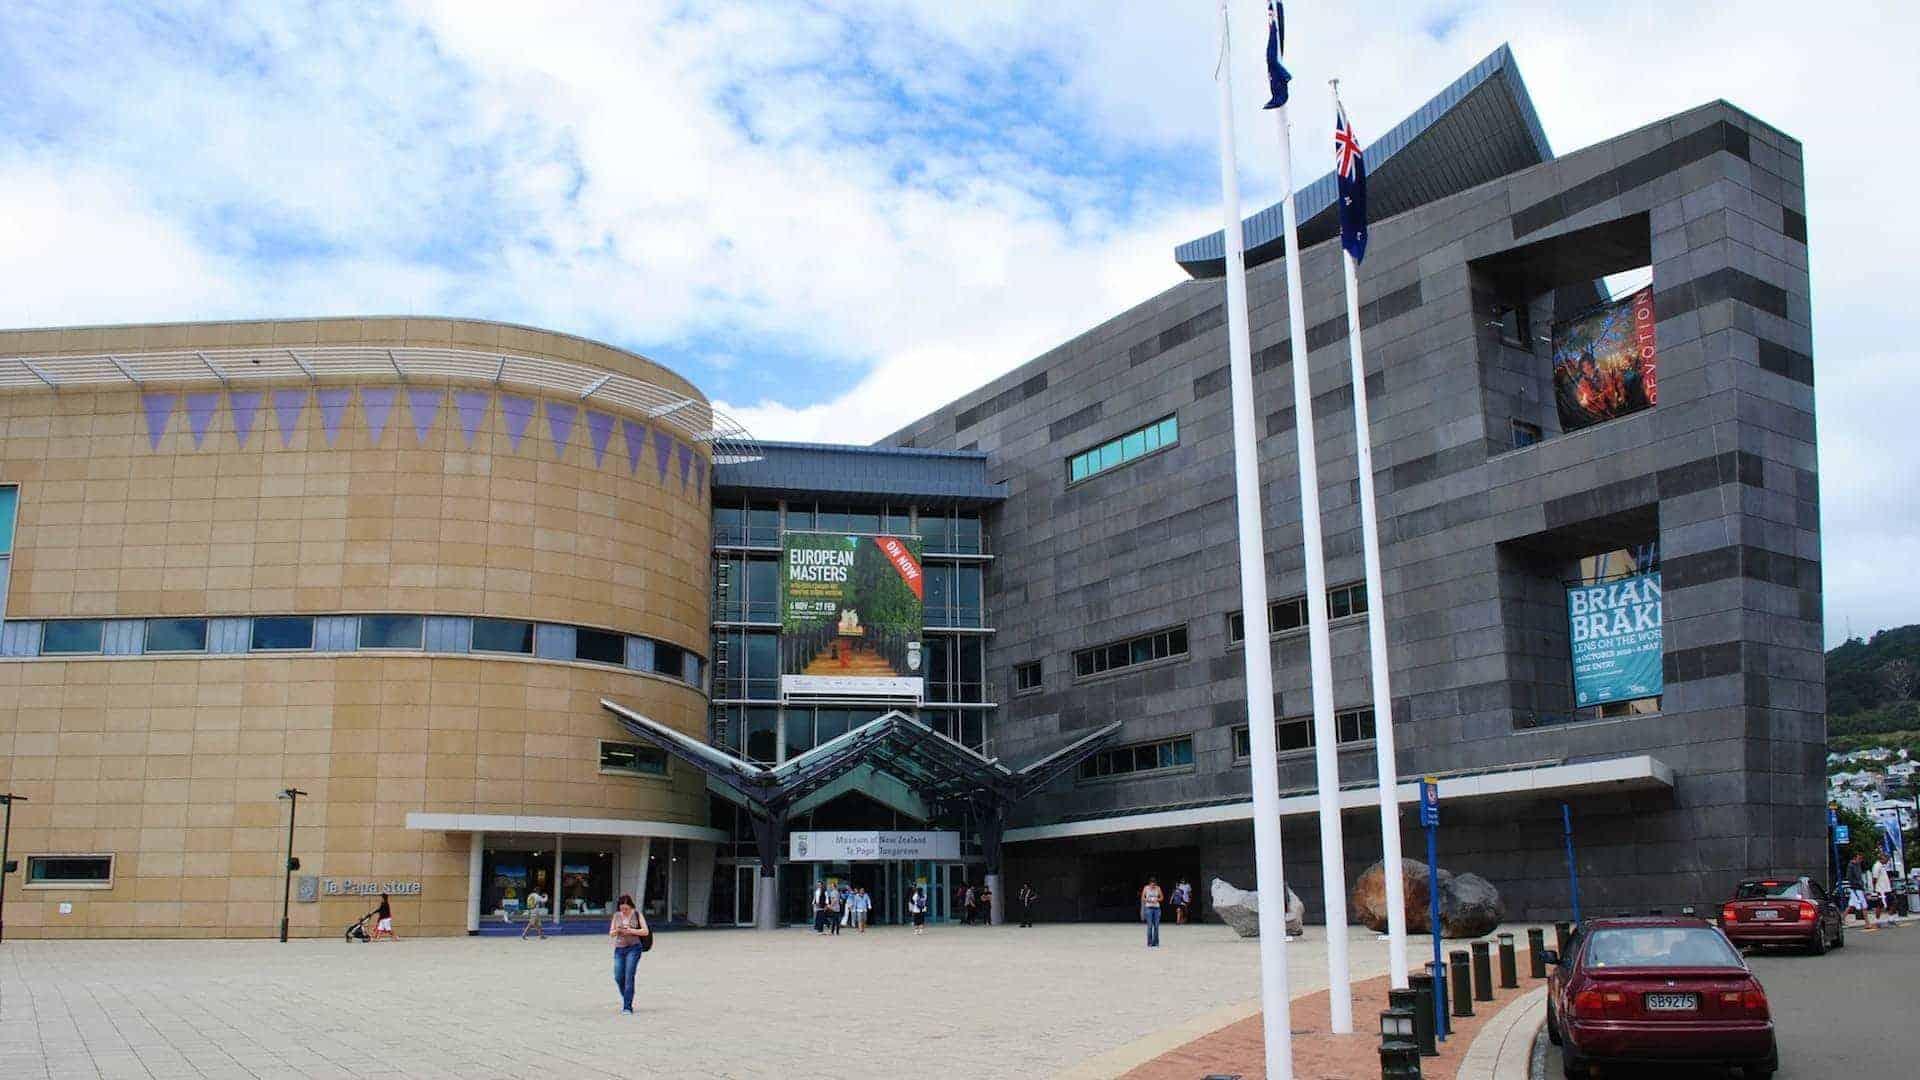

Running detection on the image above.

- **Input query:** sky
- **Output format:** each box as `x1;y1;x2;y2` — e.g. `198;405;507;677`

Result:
0;1;1915;645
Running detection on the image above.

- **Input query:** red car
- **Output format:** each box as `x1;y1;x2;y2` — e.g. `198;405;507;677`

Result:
1720;875;1844;953
1544;917;1777;1079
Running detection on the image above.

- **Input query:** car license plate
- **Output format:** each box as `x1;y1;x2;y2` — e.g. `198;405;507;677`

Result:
1645;993;1698;1011
1752;909;1781;921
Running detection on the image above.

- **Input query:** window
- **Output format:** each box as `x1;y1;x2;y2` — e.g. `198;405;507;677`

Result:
1492;301;1532;348
924;636;987;703
573;627;625;665
144;618;209;653
1068;415;1178;484
0;485;15;618
1077;737;1194;781
1227;582;1368;644
917;509;983;555
599;741;669;777
1512;419;1543;448
358;615;423;650
472;618;535;654
1073;625;1188;679
1233;707;1377;758
1014;661;1043;694
652;641;686;679
24;854;114;889
250;616;314;651
41;620;104;655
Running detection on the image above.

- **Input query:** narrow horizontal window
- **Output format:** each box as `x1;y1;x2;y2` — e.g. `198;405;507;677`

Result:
599;741;669;777
358;615;423;650
1065;413;1179;485
1073;624;1189;679
250;616;314;651
41;620;104;655
472;618;535;655
1234;707;1377;760
144;618;209;653
1077;736;1194;782
25;854;113;888
575;627;626;666
1228;582;1368;643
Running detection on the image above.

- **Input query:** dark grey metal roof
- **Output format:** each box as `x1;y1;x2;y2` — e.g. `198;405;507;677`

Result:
712;439;1008;507
1175;43;1552;279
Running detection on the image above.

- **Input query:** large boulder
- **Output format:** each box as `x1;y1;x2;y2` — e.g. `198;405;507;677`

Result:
1351;858;1451;934
1210;877;1305;938
1438;872;1506;939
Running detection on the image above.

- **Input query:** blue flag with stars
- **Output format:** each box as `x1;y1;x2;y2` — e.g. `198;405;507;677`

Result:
1263;1;1290;109
1334;102;1368;262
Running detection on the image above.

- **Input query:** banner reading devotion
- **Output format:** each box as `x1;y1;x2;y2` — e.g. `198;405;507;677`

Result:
1552;286;1658;432
1567;570;1663;706
780;531;925;698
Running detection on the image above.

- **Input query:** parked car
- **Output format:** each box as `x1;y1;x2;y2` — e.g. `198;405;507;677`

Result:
1720;875;1844;954
1544;916;1776;1079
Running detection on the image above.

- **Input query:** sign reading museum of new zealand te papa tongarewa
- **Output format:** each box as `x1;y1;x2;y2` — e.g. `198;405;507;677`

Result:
1567;570;1663;705
780;532;925;698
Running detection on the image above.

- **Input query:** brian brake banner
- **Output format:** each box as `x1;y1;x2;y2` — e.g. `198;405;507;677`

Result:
780;531;925;698
1567;570;1663;706
1552;286;1658;432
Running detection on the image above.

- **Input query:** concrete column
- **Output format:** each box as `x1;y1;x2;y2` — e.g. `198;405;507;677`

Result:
553;838;563;922
619;837;652;914
985;872;1005;927
751;814;782;931
685;842;716;926
465;831;484;934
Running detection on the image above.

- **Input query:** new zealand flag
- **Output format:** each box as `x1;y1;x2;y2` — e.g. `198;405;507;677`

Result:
1263;1;1290;109
1334;103;1368;262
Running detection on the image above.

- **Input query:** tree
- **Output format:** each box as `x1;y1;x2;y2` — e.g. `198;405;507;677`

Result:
1884;658;1918;702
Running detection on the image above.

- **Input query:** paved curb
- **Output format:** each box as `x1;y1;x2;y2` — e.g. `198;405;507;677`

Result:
1053;995;1264;1079
1456;984;1546;1080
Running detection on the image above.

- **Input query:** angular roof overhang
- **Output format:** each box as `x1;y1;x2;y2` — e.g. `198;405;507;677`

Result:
601;698;1119;821
1175;43;1552;279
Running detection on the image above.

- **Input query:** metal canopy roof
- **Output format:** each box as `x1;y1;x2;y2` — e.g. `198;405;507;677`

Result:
1175;43;1552;278
601;698;1119;821
0;343;761;463
713;440;1008;507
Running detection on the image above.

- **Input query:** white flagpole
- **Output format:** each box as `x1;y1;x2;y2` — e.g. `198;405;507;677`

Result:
1334;79;1410;990
1268;37;1353;1035
1212;3;1293;1076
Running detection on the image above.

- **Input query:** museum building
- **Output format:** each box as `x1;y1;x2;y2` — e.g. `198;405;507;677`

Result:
0;46;1825;936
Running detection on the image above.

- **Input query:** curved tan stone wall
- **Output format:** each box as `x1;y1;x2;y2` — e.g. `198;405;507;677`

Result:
0;317;716;937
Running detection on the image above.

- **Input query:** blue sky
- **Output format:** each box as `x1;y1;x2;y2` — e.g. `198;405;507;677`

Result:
1;0;1916;643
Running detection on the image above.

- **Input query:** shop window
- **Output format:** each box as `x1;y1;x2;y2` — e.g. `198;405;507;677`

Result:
599;741;669;777
358;615;423;650
144;618;209;653
472;618;535;655
41;620;104;655
250;616;314;651
25;854;113;888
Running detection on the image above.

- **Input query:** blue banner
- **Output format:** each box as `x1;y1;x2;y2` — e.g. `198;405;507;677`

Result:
1567;570;1663;705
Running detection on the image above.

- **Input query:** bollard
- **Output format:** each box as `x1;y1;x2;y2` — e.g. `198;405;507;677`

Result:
1470;940;1495;1001
1554;920;1572;957
1527;927;1547;978
1406;971;1438;1055
1379;1005;1422;1078
1497;932;1519;988
1450;949;1474;1017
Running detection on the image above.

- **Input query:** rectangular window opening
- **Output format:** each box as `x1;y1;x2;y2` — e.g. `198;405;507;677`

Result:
471;618;535;655
599;741;669;777
41;620;105;655
1014;661;1042;694
25;854;114;888
144;618;209;653
575;627;626;666
250;616;315;651
1065;414;1179;485
357;615;423;650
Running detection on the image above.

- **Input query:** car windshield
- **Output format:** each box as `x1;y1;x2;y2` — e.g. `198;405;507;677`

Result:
1735;880;1807;899
1585;927;1742;969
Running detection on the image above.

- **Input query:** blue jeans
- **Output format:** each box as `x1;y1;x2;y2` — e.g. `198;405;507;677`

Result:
1145;906;1161;947
612;945;643;1010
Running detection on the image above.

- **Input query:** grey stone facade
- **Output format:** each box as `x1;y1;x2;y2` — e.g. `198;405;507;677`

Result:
883;99;1822;921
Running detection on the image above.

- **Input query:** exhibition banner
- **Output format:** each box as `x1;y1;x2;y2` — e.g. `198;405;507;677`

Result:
1553;286;1658;431
1567;569;1663;705
780;531;925;698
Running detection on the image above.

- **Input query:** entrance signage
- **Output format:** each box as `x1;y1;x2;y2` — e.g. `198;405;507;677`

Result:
788;830;960;862
780;531;925;700
1567;570;1663;706
296;876;423;902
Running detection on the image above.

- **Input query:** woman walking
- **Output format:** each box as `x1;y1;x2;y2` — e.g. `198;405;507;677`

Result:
1018;883;1037;927
909;886;928;935
372;893;397;940
609;893;649;1013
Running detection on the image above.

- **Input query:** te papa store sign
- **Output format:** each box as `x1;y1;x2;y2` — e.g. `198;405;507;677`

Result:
297;877;423;902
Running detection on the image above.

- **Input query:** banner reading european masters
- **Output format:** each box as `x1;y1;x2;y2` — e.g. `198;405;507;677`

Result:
1553;285;1658;432
780;531;925;698
1567;570;1663;706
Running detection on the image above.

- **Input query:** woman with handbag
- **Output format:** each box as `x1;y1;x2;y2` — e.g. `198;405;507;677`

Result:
609;893;650;1013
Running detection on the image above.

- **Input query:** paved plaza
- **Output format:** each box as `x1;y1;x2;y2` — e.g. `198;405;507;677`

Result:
0;922;1416;1079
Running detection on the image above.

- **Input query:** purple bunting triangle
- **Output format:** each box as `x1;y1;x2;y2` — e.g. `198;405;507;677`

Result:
501;395;535;451
407;388;442;445
141;393;176;450
622;419;646;474
544;402;578;458
585;411;616;467
317;388;352;446
229;391;263;448
273;389;308;448
454;391;490;447
652;429;672;482
677;441;693;490
361;387;395;446
185;392;220;448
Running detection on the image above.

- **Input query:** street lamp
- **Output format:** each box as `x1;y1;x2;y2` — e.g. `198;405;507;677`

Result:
0;793;26;944
278;788;307;943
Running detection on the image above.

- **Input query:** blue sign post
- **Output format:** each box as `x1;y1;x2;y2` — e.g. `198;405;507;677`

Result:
1420;778;1445;1041
1562;803;1581;924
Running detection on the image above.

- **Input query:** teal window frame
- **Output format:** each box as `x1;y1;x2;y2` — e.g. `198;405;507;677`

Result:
1066;414;1178;486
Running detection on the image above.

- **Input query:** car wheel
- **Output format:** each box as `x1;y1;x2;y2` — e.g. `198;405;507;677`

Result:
1834;923;1845;948
1810;924;1828;955
1744;1054;1778;1079
1546;1000;1562;1046
1561;1045;1588;1080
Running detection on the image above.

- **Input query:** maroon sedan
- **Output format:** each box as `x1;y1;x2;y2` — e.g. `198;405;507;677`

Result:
1720;875;1844;954
1544;917;1777;1079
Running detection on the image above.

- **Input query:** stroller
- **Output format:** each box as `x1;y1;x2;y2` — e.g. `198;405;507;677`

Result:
344;907;379;943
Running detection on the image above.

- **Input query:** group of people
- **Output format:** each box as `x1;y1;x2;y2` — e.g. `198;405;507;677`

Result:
954;881;994;924
811;881;875;934
1842;852;1910;930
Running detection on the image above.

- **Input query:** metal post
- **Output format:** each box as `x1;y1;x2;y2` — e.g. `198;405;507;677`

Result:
1449;950;1474;1017
1497;932;1518;988
278;787;306;943
1470;940;1494;1001
1422;780;1444;1040
0;793;24;944
1554;921;1572;957
1562;803;1581;924
1428;961;1449;1041
1527;927;1547;978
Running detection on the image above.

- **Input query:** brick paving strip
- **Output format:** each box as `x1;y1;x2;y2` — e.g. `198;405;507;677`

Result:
1117;950;1544;1080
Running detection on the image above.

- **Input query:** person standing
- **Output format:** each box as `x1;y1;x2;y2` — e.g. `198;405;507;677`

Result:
609;894;648;1014
1845;853;1870;928
1018;883;1037;927
855;887;871;932
977;883;994;926
812;880;833;934
521;887;548;940
827;882;844;936
962;884;977;926
1140;877;1164;948
1172;879;1192;925
1869;854;1895;928
372;893;397;940
909;886;928;935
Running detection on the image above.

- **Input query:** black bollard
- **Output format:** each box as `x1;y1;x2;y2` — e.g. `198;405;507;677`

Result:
1403;976;1438;1056
1527;927;1547;978
1497;932;1519;989
1554;920;1572;957
1450;949;1474;1017
1471;940;1495;1001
